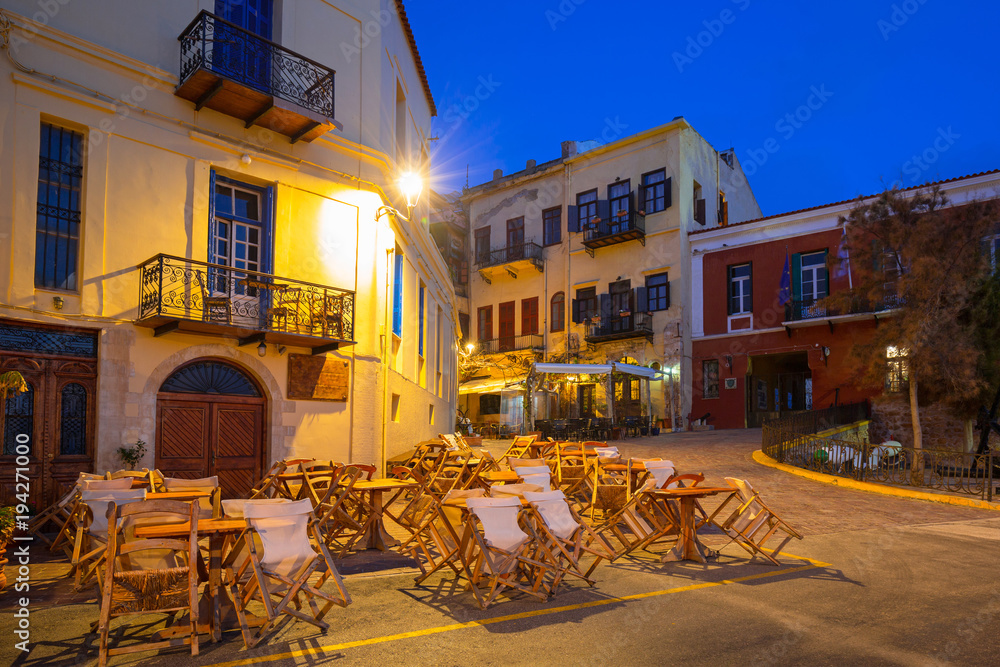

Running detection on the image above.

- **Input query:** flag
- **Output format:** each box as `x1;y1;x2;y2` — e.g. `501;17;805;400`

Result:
778;251;791;305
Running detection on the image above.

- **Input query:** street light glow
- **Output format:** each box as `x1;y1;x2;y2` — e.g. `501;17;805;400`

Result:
398;171;423;209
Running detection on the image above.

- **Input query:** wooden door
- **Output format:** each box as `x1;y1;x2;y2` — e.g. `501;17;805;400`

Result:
1;352;97;509
498;301;515;351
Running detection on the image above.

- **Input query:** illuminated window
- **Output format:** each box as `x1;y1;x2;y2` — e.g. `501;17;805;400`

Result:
886;346;909;393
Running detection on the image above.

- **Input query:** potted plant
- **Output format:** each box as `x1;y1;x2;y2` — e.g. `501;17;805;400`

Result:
650;416;661;436
0;505;15;591
116;439;147;471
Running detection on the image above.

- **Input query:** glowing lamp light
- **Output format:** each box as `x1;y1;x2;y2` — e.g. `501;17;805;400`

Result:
465;342;476;354
397;171;423;209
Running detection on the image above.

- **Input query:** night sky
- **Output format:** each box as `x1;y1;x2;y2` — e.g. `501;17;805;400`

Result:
408;0;998;216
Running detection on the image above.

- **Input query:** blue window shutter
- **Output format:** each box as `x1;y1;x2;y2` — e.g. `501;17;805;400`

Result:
597;199;610;223
567;205;579;232
418;285;424;355
262;184;274;274
664;177;673;209
571;298;581;323
392;254;403;337
599;293;612;320
636;286;648;312
208;170;218;265
791;253;802;304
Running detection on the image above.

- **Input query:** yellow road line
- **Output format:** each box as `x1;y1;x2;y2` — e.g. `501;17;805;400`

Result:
204;553;829;667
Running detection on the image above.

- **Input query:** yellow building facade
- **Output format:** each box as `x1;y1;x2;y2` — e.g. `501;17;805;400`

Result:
460;120;760;431
0;1;456;506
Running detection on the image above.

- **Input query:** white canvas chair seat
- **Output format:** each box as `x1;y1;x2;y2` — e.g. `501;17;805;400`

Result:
642;460;676;489
593;446;620;460
524;490;612;591
512;465;552;491
466;497;529;556
489;483;543;499
523;490;579;540
163;476;219;518
73;489;147;591
718;478;803;565
222;497;291;519
82;478;135;492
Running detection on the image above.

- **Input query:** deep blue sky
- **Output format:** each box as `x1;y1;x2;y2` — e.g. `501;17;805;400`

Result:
408;0;998;216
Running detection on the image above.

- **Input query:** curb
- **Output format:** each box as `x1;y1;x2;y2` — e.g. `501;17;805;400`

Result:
752;450;1000;511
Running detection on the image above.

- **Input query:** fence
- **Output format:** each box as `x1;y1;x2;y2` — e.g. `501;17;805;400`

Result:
763;405;997;501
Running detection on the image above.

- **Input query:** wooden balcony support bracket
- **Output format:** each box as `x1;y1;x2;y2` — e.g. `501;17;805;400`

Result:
153;321;180;338
238;332;267;348
828;320;835;334
245;101;275;128
194;80;225;111
505;266;518;279
290;121;322;144
312;342;340;355
785;325;793;338
478;269;492;285
585;247;596;258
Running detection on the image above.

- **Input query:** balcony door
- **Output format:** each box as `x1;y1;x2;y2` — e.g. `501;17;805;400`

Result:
210;173;273;327
499;301;515;351
610;279;632;332
214;0;273;92
608;180;631;233
506;217;524;260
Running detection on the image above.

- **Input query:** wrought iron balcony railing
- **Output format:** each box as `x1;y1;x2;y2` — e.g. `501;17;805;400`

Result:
785;294;904;322
584;313;653;343
474;334;544;355
135;254;355;352
582;210;646;246
475;242;544;269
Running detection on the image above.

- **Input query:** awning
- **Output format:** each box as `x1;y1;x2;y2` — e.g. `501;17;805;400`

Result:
459;375;526;395
532;362;662;380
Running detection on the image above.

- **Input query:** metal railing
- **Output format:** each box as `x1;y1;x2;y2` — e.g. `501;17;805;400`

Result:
474;334;544;355
785;294;904;322
137;254;354;340
475;242;543;269
763;402;869;437
179;10;336;119
583;210;645;244
585;312;653;341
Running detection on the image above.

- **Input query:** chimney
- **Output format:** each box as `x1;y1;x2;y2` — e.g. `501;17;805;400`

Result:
561;141;578;159
492;168;503;181
526;159;536;170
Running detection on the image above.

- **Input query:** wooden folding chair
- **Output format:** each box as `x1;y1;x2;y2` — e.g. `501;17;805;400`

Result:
407;489;484;583
109;468;165;492
31;472;105;551
554;443;590;503
714;478;803;565
97;499;200;667
313;467;366;557
248;461;289;499
498;435;539;466
226;498;351;648
162;476;221;518
510;464;552;491
523;490;614;593
72;488;148;591
459;496;552;609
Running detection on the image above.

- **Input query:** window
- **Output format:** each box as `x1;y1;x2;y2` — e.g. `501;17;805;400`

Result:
392;252;404;337
702;360;720;399
646;273;670;311
693;181;705;225
499;301;515;343
641;169;668;214
799;251;828;305
550;292;565;332
987;235;1000;273
728;264;752;315
36;123;84;291
418;283;425;357
543;207;561;246
718;191;728;225
459;313;470;342
477;306;493;341
886;346;909;393
211;175;270;274
3;381;34;455
521;297;538;335
575;286;597;322
608;180;631;224
506;217;524;259
475;227;490;264
480;394;501;415
577;190;598;228
883;249;902;306
59;383;87;456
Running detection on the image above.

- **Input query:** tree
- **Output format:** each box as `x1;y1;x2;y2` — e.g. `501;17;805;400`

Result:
825;187;1000;483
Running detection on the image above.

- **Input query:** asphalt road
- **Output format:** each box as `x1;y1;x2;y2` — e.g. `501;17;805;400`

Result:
6;430;999;666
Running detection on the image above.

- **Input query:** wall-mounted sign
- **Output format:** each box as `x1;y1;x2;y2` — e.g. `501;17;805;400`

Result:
287;353;349;401
724;377;737;390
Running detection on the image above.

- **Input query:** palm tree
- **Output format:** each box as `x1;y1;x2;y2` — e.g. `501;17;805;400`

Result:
0;371;28;446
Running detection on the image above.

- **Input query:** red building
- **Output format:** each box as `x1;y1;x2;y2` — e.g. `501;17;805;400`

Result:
687;170;1000;429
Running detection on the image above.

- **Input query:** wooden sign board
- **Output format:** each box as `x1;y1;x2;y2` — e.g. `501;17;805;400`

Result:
287;353;349;401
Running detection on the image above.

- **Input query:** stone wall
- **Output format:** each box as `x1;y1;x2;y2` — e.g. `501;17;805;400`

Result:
869;397;1000;453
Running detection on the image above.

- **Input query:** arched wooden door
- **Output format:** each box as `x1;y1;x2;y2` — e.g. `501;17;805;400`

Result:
155;359;265;498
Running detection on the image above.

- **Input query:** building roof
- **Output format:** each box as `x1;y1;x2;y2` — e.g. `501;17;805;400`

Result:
394;1;437;117
690;168;1000;235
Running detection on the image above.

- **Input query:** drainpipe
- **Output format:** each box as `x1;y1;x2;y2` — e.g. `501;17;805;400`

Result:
380;247;393;475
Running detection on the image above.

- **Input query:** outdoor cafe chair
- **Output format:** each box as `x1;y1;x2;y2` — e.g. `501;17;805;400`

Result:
498;434;539;466
511;465;552;491
109;468;165;492
408;489;485;584
72;488;148;591
715;478;803;565
460;496;552;609
97;499;200;667
523;490;614;593
162;476;221;518
313;467;366;556
226;498;351;648
31;471;106;552
248;460;289;499
488;483;544;499
554;443;590;504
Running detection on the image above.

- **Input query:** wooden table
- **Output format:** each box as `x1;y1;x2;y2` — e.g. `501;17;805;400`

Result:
146;490;212;500
350;479;417;551
135;518;257;642
643;487;735;564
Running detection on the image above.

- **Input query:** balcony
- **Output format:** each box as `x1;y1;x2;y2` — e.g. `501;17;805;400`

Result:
584;313;653;345
476;242;543;284
175;11;340;144
785;294;904;323
582;210;645;256
474;334;544;355
135;254;355;354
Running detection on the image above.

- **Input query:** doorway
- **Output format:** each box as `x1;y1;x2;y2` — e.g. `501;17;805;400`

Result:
155;359;266;498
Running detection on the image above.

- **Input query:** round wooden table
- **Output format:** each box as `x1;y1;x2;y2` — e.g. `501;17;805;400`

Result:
643;487;735;563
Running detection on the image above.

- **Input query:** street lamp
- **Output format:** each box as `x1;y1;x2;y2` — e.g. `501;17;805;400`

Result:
398;171;423;213
465;342;476;354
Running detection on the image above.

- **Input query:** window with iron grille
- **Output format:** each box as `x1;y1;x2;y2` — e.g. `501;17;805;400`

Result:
702;360;720;399
543;207;561;246
59;383;87;456
646;273;669;311
642;169;667;214
3;381;34;455
36;123;84;290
